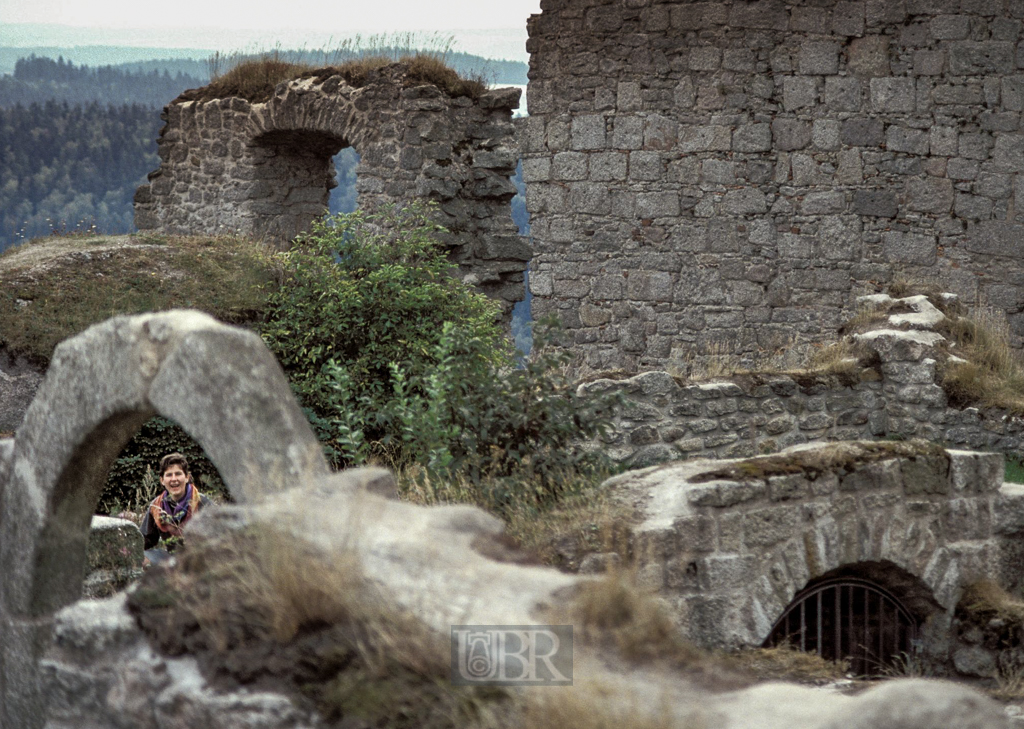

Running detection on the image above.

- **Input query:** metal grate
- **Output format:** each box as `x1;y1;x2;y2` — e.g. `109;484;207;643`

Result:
762;577;918;676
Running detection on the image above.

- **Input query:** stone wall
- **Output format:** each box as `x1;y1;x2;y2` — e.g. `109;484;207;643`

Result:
582;292;1024;466
608;442;1024;664
134;64;529;318
524;0;1024;371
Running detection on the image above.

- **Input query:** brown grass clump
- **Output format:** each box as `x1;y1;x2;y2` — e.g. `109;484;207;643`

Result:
959;580;1024;625
180;51;485;104
563;570;703;666
0;234;278;363
129;527;504;728
937;309;1024;414
510;682;697;729
722;645;849;684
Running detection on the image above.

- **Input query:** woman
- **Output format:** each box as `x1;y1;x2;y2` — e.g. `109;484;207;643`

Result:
141;452;211;565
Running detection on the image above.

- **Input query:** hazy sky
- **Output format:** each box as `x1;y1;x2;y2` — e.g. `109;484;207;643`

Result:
0;0;542;32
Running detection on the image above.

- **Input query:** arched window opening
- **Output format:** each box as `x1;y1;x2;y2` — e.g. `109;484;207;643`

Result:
763;567;931;677
329;146;360;215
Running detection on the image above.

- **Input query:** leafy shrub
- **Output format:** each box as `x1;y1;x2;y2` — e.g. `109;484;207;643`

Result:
259;202;618;505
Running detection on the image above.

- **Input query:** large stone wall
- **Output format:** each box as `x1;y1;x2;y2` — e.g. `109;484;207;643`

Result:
524;0;1024;371
134;64;529;317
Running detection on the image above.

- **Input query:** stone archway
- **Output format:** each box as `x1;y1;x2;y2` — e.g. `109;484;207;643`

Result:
0;311;328;728
134;63;530;320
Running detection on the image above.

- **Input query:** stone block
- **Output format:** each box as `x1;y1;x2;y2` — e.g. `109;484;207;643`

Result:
839;458;901;492
992;134;1024;172
772;119;811;151
870;77;917;112
947;159;980;181
949;41;1016;75
833;1;866;36
571;115;606;150
590;152;628;181
948;450;1004;494
799;42;841;75
905;177;954;213
722;188;767;215
702;159;735;184
964;220;1024;258
680;125;731;152
552;151;588;180
688;480;766;508
636;191;680;218
791;6;831;34
87;517;143;572
645;115;679;150
930;126;958;156
841;118;885;146
914;50;946;76
930;14;970;40
627;271;674;301
783;77;819;111
743;506;800;547
728;0;789;30
825;77;863;111
902;455;950;495
886;126;929;155
690;46;722;71
629;151;663;181
853;190;898;217
812;119;841;150
612;115;644;149
849;35;891;77
802;191;845;215
733;124;773;153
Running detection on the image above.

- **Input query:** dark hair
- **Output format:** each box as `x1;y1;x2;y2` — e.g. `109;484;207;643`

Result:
159;452;189;477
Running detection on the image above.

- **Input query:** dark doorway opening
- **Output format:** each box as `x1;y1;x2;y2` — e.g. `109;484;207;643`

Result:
763;576;919;677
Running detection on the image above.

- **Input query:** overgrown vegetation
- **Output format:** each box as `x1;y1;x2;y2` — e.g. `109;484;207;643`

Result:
0;233;277;362
182;45;486;104
938;308;1024;414
259;202;617;507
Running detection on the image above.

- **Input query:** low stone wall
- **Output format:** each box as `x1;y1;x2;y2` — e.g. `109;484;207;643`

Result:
606;441;1024;671
582;294;1024;467
83;517;143;599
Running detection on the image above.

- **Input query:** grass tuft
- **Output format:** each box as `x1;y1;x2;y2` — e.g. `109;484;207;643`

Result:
937;309;1024;414
723;644;849;684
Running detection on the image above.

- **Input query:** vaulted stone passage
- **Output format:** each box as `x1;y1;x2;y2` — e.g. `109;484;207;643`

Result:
764;563;939;676
134;63;530;319
612;441;1024;656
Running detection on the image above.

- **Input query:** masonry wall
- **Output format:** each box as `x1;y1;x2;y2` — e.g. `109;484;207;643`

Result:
524;0;1024;371
135;65;530;317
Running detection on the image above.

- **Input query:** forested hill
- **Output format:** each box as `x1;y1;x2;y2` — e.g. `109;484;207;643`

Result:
0;55;205;107
0;102;160;249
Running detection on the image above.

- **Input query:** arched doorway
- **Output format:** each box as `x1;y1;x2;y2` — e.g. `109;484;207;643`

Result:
763;576;918;676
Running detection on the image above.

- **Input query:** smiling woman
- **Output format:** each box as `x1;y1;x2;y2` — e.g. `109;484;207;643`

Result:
139;452;212;564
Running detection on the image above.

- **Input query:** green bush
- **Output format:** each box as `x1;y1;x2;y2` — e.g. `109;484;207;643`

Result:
259;202;618;505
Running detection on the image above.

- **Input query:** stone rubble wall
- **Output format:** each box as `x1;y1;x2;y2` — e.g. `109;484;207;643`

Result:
608;444;1024;660
134;65;529;318
582;294;1024;467
524;0;1024;371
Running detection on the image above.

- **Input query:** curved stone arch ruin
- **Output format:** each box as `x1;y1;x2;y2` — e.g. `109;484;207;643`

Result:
134;64;531;319
628;447;1004;651
0;311;328;726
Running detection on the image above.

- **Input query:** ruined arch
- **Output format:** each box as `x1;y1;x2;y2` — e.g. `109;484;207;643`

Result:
134;64;531;319
0;311;328;727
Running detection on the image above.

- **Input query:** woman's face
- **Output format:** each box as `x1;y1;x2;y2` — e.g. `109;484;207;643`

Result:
160;465;189;501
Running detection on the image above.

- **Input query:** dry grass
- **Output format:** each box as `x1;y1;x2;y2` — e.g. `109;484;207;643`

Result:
959;580;1024;625
561;569;703;666
0;234;278;363
181;48;485;104
937;308;1024;414
723;644;848;684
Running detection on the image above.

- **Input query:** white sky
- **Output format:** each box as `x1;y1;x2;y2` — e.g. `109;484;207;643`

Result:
0;0;542;32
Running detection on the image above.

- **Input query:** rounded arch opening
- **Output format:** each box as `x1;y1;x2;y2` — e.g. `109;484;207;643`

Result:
763;561;943;677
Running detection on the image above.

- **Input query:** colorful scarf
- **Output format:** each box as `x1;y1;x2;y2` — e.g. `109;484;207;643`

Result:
148;482;203;537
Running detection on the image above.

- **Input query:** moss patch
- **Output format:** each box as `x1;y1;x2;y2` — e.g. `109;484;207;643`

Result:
0;234;278;362
690;440;948;484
